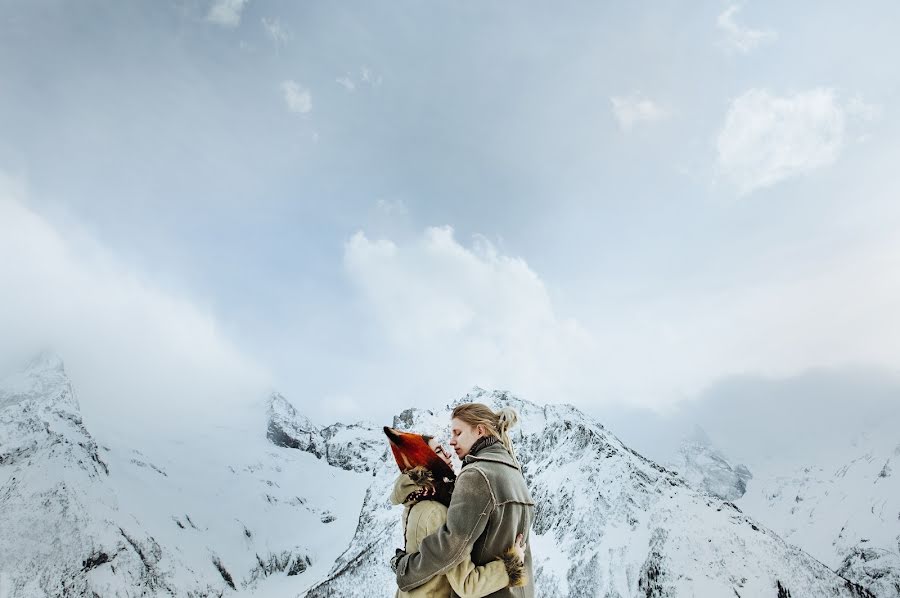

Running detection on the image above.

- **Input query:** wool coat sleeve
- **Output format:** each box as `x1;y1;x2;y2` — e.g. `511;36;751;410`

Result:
396;467;495;592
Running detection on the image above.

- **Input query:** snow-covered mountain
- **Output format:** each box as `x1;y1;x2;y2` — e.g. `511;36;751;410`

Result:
667;427;753;502
659;427;900;597
0;354;369;597
0;355;882;597
737;443;900;598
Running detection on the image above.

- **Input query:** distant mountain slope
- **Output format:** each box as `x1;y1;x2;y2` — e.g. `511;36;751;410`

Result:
0;355;369;597
738;444;900;598
660;425;900;597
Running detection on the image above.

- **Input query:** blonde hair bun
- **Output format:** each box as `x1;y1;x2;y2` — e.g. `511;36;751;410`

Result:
497;407;519;433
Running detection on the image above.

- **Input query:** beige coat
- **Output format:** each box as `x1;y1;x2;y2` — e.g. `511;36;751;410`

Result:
392;474;511;598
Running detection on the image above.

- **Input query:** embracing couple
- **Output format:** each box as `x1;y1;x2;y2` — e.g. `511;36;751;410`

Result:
384;402;535;597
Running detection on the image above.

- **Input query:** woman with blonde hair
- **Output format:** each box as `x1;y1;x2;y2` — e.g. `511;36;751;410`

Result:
392;403;535;598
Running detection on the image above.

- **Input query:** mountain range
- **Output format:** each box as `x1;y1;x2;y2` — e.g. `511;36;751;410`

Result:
0;354;890;597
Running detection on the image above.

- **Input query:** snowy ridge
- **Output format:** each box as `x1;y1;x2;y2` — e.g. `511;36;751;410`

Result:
0;356;369;597
738;443;900;598
267;393;385;474
0;353;158;596
668;427;753;501
666;427;900;597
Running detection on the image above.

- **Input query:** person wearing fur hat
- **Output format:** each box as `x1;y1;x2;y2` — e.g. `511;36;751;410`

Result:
392;404;535;598
384;426;527;598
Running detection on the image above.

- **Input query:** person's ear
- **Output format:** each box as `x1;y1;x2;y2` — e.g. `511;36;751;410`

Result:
476;424;485;437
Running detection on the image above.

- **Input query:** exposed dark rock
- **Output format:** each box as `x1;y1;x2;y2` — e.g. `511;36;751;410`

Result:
211;556;235;590
638;530;672;598
776;580;792;598
246;549;311;583
82;551;110;572
288;555;311;576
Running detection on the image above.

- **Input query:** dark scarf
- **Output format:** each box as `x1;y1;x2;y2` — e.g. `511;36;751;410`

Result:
469;435;500;457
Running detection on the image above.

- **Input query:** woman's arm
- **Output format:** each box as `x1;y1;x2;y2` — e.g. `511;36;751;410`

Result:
396;467;494;592
445;554;508;598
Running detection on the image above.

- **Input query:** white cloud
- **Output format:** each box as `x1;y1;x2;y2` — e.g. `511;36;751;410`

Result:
360;66;382;87
610;94;668;130
281;80;311;114
206;0;249;28
343;226;594;407
0;174;270;440
717;5;777;54
846;94;882;122
375;198;406;217
261;17;290;46
340;222;900;416
335;67;382;93
336;76;356;92
717;88;845;195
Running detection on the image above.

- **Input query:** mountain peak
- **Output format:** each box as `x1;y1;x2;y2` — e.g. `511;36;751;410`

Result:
0;351;74;412
23;350;66;374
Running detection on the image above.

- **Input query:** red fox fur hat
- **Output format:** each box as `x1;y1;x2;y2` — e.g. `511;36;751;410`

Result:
384;426;455;506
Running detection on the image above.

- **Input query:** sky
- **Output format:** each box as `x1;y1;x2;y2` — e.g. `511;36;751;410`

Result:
1;0;899;440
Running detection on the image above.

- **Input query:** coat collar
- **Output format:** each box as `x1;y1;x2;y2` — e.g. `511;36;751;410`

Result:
468;435;499;457
463;441;520;470
390;473;422;506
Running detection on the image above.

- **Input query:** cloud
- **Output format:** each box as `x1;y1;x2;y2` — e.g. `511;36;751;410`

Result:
342;226;595;409
845;94;883;123
281;80;311;114
339;222;900;419
335;66;382;93
716;5;777;54
0;174;270;440
375;198;406;217
206;0;249;28
610;94;668;130
360;66;382;87
261;17;290;46
336;76;356;92
716;88;846;195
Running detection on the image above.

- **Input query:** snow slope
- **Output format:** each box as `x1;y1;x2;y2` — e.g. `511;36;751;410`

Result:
660;425;900;597
0;355;369;597
737;442;900;597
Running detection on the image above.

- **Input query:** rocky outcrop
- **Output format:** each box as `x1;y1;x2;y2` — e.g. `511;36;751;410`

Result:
266;393;386;473
669;428;753;501
837;547;899;598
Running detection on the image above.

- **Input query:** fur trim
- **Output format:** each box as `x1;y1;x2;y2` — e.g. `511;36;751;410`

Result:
500;546;527;587
403;466;438;503
406;466;436;491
